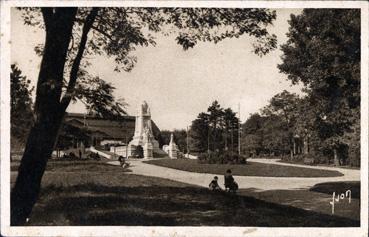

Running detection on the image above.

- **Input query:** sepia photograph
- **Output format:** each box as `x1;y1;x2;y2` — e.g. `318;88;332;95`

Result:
1;1;368;237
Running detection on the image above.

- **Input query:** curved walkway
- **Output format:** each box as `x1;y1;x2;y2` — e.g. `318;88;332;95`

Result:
108;158;360;191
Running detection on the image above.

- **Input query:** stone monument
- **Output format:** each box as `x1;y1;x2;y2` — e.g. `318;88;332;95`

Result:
163;133;178;159
127;101;160;158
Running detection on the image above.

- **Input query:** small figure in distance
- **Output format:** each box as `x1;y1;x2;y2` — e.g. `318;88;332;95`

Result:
118;155;124;166
118;155;130;169
209;176;222;191
69;152;76;160
224;169;238;193
95;152;100;160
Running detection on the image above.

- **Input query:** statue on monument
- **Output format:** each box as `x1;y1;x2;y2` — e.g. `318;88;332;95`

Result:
143;127;154;159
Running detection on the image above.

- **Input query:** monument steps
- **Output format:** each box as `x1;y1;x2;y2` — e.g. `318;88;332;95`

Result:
88;147;119;160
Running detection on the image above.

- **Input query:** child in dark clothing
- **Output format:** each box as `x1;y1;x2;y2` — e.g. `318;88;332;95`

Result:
224;169;238;192
209;176;221;191
118;155;125;167
118;155;130;168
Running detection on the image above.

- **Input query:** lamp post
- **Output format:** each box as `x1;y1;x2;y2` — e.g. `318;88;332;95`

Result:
238;103;241;155
207;127;210;154
186;126;189;158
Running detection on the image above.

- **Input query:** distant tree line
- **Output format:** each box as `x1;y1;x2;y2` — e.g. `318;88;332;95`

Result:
242;9;360;167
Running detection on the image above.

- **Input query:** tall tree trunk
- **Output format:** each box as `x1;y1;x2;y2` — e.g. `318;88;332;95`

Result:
231;127;234;153
224;126;228;151
11;8;77;225
207;128;210;153
333;148;340;166
11;110;64;225
303;137;308;154
289;135;293;160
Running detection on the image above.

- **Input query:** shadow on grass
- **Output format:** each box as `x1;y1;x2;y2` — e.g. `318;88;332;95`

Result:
310;181;360;199
11;159;130;172
238;186;360;221
28;184;359;227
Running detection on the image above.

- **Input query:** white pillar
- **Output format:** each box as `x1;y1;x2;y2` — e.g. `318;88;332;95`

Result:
144;142;153;159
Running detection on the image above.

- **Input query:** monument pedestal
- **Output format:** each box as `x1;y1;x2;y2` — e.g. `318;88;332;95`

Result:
169;146;177;159
144;142;154;159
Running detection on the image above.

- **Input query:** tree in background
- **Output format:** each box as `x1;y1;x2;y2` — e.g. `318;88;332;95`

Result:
189;112;210;153
261;115;290;156
341;108;360;167
223;108;239;152
207;101;224;151
190;101;239;153
241;112;289;158
10;64;34;150
261;90;300;158
241;113;264;156
278;9;360;166
13;7;277;224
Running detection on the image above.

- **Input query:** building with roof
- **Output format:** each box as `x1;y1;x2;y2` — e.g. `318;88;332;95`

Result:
56;112;163;151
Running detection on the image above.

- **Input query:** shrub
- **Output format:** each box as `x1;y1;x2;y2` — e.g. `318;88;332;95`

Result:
177;152;186;159
197;151;247;165
348;145;360;167
198;153;208;163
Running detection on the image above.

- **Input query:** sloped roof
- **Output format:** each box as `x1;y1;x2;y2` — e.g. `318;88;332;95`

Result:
63;113;161;140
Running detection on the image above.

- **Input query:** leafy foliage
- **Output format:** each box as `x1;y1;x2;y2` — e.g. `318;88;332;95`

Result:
73;74;128;119
278;9;360;165
18;7;278;118
241;9;361;167
254;91;300;156
198;151;247;165
10;64;34;145
241;112;290;157
189;112;210;153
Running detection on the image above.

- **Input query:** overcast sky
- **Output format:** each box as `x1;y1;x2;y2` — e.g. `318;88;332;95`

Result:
11;8;303;131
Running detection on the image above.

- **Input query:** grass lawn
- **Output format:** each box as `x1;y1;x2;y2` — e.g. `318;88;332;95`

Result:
10;159;358;226
278;159;360;170
310;181;360;198
239;181;360;221
144;159;343;177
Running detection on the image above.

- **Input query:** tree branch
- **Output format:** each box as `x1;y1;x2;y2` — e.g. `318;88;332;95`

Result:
60;7;99;111
91;25;114;41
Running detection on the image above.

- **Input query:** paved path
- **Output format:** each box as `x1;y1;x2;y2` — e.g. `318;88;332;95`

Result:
108;158;360;191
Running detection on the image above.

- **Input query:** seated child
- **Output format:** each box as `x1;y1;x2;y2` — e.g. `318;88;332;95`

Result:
209;176;221;191
224;169;238;192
